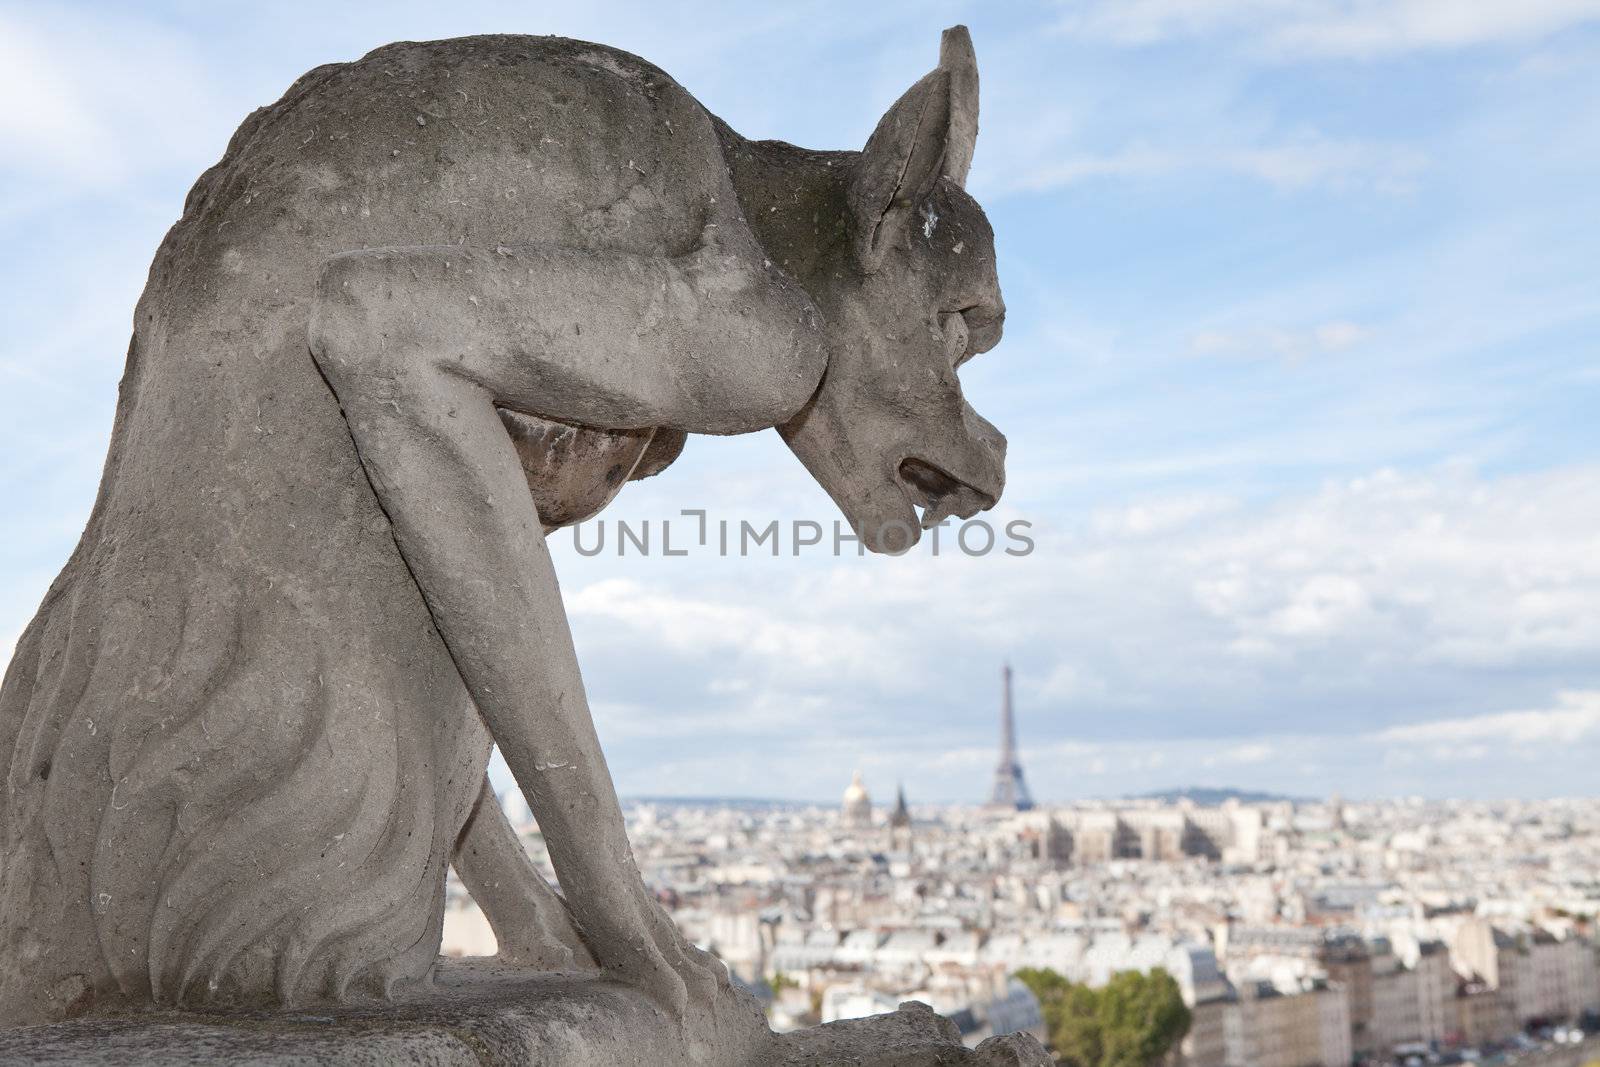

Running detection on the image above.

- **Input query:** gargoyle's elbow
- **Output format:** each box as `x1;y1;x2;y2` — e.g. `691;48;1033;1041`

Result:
307;253;380;382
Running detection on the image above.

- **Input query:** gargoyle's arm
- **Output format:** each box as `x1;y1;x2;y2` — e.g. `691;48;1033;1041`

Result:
307;234;822;1015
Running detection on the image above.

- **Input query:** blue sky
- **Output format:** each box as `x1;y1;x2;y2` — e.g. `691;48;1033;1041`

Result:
3;1;1598;803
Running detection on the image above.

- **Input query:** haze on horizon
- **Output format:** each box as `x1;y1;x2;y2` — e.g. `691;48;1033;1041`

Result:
2;0;1598;804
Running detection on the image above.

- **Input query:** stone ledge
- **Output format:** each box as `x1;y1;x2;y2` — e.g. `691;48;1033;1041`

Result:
0;961;1051;1066
772;1001;1053;1066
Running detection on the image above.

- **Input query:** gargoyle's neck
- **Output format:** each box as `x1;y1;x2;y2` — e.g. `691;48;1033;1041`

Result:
715;123;856;297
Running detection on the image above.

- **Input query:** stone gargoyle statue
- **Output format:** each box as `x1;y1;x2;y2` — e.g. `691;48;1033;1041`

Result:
0;24;1011;1059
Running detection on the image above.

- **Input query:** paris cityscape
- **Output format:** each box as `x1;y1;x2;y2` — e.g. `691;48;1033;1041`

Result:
441;667;1600;1066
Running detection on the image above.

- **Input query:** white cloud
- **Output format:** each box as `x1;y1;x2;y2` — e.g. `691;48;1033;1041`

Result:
1058;0;1299;47
1002;137;1425;195
546;459;1600;799
1058;0;1600;58
1267;573;1372;638
1036;661;1111;703
0;9;234;186
1190;320;1372;363
566;572;925;693
0;20;105;179
1090;495;1236;537
1378;690;1600;746
1202;742;1276;767
1225;742;1274;764
1270;0;1600;57
1171;466;1600;663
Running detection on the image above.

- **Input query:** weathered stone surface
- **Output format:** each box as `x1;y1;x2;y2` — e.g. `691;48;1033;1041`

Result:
0;966;1049;1066
772;1001;1053;1066
0;961;751;1066
0;22;1009;1065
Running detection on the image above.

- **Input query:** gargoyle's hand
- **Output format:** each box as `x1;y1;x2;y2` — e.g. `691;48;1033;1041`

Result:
580;886;772;1059
493;897;593;973
587;888;727;1020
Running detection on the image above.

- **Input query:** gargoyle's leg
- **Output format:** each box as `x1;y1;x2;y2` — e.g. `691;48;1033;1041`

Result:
308;238;822;1016
453;774;595;970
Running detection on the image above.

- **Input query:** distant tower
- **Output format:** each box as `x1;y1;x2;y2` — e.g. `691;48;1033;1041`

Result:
841;770;873;828
889;783;913;851
988;663;1034;811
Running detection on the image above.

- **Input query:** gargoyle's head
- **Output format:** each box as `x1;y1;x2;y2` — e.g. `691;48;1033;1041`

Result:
780;25;1007;554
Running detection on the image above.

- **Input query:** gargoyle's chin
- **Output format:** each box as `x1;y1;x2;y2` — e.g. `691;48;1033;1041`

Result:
839;459;1001;555
837;479;926;555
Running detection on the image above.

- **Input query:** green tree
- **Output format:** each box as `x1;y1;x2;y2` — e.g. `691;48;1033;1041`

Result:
1013;967;1191;1067
1096;970;1191;1067
1054;981;1108;1067
1015;967;1072;1003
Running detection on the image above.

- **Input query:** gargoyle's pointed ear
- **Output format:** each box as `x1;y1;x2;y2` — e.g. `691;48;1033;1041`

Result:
940;25;980;188
849;26;981;272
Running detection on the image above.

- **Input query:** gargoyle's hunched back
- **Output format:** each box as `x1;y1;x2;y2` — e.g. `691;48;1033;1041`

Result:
0;36;758;1023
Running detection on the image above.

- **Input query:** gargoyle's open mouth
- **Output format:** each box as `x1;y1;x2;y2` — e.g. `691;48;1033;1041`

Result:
898;457;998;530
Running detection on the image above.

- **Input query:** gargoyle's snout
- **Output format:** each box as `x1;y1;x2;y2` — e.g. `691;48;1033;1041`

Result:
898;399;1007;529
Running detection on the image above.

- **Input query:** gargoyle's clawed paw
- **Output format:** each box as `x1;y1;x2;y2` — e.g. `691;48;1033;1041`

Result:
621;937;689;1019
587;892;731;1024
645;898;726;1003
509;891;598;972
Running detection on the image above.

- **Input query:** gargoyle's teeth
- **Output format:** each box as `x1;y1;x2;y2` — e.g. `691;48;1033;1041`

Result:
920;495;962;530
899;456;997;530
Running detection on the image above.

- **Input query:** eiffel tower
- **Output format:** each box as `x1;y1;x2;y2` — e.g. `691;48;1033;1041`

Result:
988;663;1034;810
